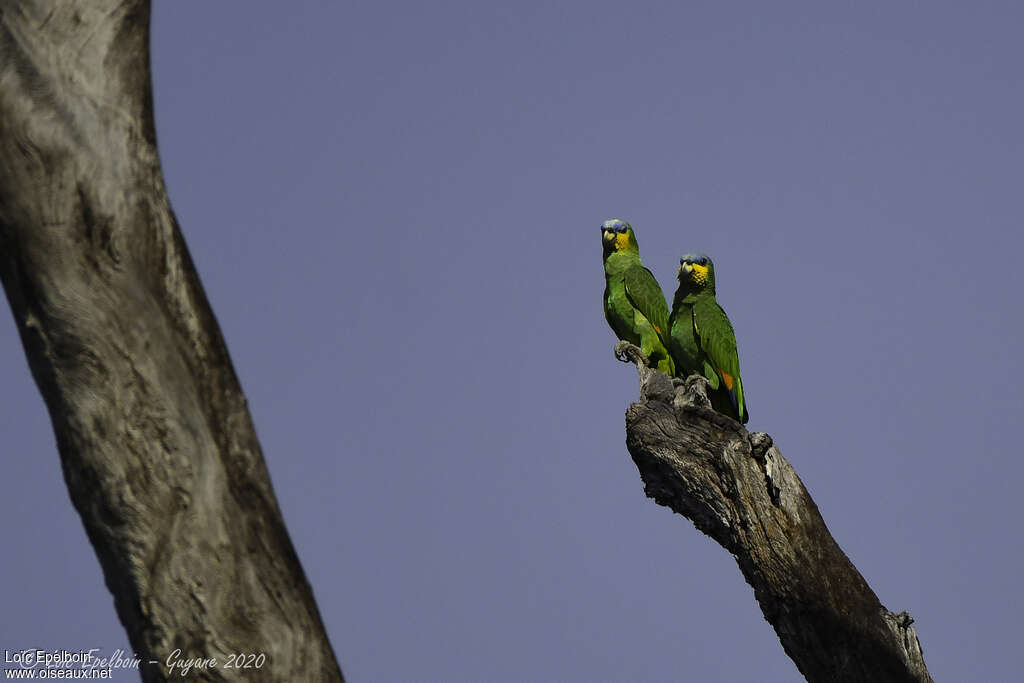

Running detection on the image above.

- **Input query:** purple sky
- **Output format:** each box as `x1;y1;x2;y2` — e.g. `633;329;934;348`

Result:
3;2;1023;681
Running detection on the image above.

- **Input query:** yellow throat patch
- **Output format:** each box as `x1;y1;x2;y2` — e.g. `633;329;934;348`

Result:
615;232;631;251
689;263;710;285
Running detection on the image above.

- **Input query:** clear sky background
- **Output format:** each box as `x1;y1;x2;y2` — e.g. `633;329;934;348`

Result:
3;2;1023;681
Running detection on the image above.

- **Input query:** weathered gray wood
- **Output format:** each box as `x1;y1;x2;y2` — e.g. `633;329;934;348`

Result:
617;343;932;683
0;3;343;680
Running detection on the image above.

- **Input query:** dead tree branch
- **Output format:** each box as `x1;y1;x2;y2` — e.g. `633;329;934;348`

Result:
618;343;931;683
0;3;343;680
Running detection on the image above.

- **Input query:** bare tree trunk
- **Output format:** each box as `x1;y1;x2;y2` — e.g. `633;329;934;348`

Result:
615;344;931;683
0;3;343;681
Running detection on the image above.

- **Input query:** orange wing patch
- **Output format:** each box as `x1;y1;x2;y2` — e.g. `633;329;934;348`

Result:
718;370;735;391
653;324;662;334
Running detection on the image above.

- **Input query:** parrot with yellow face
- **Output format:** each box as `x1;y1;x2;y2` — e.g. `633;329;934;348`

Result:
670;253;748;423
600;219;674;376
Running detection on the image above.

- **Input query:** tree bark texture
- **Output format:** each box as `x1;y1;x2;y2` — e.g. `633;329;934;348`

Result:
617;344;932;683
0;3;343;681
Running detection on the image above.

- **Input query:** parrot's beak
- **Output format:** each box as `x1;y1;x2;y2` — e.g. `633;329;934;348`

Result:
679;263;691;278
602;229;615;243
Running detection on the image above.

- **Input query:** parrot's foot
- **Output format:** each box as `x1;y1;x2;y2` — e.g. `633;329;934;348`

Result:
614;341;646;365
678;374;712;409
672;374;746;433
616;342;675;400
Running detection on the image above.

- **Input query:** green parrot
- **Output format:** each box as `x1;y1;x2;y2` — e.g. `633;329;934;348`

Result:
669;253;749;423
601;219;675;375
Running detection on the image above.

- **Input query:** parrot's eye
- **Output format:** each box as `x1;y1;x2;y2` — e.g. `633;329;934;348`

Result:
618;226;627;233
699;257;708;265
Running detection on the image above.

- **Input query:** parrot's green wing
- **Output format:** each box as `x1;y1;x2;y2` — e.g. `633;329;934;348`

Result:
670;301;711;382
622;264;671;343
692;296;748;423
